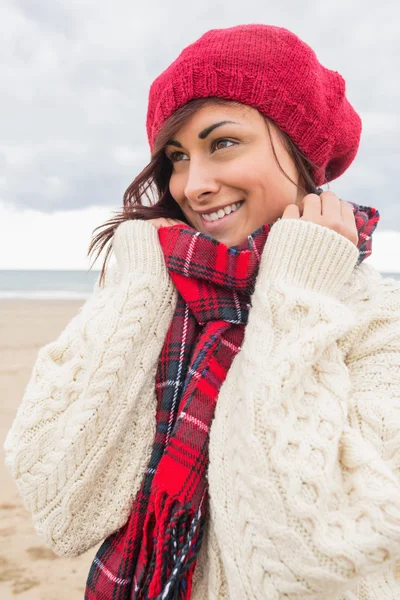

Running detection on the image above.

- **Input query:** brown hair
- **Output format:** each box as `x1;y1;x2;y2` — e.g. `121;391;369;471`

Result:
88;97;324;287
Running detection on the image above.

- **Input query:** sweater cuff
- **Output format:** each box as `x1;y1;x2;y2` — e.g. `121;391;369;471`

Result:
259;218;359;296
112;219;169;281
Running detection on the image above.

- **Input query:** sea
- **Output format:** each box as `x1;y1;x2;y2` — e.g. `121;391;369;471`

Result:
0;270;101;300
0;269;399;300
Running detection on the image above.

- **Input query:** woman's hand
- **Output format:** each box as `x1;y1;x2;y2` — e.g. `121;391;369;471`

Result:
147;217;188;230
281;191;358;246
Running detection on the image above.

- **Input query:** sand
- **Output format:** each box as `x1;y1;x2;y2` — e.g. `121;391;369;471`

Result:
0;300;96;600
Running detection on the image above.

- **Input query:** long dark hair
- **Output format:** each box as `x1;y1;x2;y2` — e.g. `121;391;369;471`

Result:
88;97;324;287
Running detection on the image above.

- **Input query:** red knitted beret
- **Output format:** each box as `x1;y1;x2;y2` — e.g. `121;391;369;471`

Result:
146;24;362;186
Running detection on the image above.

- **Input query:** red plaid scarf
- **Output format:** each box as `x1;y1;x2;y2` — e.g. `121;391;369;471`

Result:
85;202;379;600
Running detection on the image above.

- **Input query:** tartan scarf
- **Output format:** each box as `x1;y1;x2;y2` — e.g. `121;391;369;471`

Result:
85;202;380;600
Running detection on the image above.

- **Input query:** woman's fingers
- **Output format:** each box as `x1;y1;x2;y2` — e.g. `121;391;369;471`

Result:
340;200;359;246
301;193;323;218
281;203;300;219
281;192;358;246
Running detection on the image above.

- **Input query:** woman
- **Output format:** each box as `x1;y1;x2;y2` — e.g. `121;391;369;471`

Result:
5;24;400;600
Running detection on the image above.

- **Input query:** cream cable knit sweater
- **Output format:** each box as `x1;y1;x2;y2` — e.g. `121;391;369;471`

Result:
4;218;400;600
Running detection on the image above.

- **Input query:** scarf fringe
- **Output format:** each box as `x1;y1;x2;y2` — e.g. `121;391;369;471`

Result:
135;489;206;600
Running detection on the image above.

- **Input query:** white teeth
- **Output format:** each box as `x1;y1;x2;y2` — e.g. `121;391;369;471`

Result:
202;201;243;222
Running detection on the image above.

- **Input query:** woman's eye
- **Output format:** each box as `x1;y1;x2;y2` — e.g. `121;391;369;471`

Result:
169;151;187;163
213;138;235;151
167;138;236;163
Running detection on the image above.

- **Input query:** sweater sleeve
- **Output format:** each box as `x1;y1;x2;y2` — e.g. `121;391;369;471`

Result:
208;218;400;600
3;219;177;557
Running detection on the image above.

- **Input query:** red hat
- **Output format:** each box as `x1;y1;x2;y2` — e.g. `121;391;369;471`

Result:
146;24;362;186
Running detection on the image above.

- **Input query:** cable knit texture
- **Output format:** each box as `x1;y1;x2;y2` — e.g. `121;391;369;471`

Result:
4;220;178;557
4;218;400;599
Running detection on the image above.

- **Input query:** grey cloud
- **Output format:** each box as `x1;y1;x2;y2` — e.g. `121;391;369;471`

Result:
13;0;86;39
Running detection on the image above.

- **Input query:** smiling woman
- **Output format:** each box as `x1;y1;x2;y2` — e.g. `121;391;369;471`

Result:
5;23;400;600
88;96;323;283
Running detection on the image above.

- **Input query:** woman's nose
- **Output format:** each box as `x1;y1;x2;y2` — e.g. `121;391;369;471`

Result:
183;161;219;203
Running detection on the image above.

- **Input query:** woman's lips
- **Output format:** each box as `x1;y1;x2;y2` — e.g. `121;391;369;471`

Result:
200;202;244;231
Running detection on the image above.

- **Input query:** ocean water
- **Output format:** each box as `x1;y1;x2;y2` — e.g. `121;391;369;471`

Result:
0;270;101;300
0;269;399;300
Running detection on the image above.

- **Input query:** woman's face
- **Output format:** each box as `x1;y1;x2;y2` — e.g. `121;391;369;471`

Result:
164;102;306;247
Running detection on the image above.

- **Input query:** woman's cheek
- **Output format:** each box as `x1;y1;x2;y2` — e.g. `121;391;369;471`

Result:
169;175;182;205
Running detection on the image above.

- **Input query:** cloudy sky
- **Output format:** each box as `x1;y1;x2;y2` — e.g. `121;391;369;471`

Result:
1;0;399;271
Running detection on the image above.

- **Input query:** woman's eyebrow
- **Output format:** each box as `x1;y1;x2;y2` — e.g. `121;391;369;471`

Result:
167;120;241;148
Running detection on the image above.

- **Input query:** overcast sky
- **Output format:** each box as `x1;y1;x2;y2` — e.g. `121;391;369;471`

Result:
1;0;399;270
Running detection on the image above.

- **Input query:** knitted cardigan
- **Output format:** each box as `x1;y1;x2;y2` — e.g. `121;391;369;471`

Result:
4;218;400;600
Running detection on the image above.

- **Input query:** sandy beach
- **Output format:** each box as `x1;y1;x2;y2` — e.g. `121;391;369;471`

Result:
0;300;95;600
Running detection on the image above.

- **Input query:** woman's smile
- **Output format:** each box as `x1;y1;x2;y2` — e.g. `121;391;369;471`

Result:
199;200;244;231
